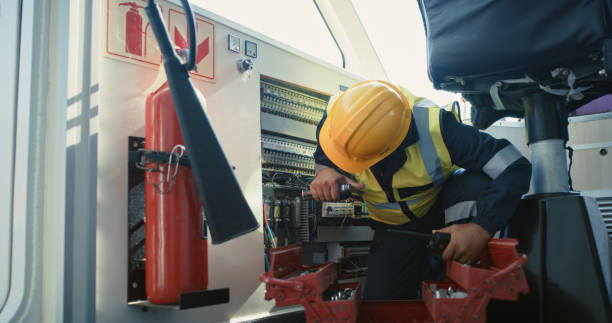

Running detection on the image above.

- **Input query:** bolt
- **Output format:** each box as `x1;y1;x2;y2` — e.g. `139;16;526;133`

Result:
600;148;608;156
473;314;479;320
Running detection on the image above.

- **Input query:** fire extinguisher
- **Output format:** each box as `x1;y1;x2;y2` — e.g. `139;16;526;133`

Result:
144;72;208;304
119;2;145;56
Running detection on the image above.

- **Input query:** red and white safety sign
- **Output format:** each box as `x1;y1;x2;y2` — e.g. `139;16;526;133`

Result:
105;0;215;82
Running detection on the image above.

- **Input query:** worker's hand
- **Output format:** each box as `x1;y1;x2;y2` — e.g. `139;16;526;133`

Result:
309;168;365;201
434;223;490;264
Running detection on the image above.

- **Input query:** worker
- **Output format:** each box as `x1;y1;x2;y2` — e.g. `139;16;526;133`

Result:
310;81;531;300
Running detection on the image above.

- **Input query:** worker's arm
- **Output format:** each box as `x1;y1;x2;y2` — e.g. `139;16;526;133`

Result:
436;110;531;263
311;111;364;201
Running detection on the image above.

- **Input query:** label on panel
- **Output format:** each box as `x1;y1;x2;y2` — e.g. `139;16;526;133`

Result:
105;0;215;82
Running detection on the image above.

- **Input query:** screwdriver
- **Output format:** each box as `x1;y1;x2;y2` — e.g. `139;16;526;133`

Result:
302;183;353;200
387;229;451;254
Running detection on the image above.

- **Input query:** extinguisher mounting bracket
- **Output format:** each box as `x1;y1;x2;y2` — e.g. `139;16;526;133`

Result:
128;287;230;310
135;148;192;171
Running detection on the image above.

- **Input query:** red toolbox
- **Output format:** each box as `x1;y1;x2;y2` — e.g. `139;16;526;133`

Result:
262;239;528;323
260;245;360;323
421;239;528;323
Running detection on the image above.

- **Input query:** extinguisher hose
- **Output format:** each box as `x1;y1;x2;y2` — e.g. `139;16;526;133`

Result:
144;0;260;244
146;0;196;71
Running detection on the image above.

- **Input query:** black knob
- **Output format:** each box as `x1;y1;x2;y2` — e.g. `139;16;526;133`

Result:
238;58;253;72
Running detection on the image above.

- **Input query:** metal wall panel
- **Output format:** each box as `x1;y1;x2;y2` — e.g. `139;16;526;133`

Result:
0;0;22;312
568;117;612;192
94;1;359;322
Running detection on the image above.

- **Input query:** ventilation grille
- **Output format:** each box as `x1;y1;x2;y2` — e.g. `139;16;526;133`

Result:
596;196;612;242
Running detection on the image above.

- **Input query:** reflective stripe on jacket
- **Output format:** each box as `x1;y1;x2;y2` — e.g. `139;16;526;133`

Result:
326;89;458;225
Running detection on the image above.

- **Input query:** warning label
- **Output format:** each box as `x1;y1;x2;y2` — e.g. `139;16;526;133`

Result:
105;0;215;82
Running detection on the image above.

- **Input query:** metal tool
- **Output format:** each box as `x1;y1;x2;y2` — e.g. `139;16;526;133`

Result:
387;229;451;254
301;183;353;200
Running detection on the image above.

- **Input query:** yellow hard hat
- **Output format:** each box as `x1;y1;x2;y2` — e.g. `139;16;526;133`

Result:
320;80;412;173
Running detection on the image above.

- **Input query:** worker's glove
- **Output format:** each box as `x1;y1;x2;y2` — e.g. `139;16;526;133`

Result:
309;168;364;202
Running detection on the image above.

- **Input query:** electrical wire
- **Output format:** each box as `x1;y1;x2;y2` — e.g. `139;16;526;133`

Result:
263;202;277;248
267;171;312;189
264;253;270;272
340;213;349;229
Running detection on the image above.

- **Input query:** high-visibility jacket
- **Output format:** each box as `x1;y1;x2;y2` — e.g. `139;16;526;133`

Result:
316;88;531;234
326;88;459;225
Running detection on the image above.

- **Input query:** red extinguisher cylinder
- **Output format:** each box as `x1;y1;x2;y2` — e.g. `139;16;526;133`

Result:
145;83;208;304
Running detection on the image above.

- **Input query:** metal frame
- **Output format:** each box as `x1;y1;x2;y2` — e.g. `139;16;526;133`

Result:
569;141;612;151
569;111;612;123
0;0;71;322
313;0;388;80
0;0;23;314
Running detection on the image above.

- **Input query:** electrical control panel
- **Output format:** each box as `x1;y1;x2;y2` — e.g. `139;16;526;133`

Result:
261;79;327;125
259;76;372;278
261;134;316;175
260;76;327;257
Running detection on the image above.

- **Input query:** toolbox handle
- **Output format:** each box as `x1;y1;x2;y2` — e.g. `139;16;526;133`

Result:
259;275;305;291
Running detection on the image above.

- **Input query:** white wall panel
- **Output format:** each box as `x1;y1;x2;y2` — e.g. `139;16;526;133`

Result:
568;116;612;192
0;0;22;312
95;2;359;322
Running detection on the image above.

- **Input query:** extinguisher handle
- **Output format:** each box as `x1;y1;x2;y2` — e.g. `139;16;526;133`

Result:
177;0;197;71
145;0;196;72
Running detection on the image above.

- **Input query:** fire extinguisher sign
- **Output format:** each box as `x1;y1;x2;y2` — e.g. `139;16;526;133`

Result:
105;0;215;82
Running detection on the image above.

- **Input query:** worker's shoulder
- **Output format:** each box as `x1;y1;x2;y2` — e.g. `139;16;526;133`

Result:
395;86;430;109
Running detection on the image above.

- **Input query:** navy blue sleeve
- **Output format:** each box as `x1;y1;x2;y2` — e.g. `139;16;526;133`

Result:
440;110;532;235
313;110;339;169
